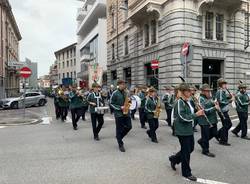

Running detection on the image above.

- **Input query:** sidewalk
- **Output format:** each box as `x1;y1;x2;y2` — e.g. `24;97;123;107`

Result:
0;108;41;125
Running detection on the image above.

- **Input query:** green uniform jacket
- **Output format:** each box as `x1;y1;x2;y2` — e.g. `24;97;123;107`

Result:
87;92;104;113
138;92;146;109
110;89;128;118
58;96;69;108
69;91;84;109
198;94;218;125
54;95;59;105
162;93;174;110
215;89;230;112
145;96;157;119
173;98;197;136
236;92;249;113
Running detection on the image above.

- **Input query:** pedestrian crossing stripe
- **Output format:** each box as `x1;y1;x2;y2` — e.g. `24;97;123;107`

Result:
0;126;6;129
196;178;230;184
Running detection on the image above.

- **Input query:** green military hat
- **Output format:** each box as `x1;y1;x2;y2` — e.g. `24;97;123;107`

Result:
217;78;227;87
148;87;157;93
179;83;191;92
238;83;247;89
200;84;213;91
92;82;100;88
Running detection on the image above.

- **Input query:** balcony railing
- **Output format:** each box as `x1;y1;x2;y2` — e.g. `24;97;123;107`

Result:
76;8;87;21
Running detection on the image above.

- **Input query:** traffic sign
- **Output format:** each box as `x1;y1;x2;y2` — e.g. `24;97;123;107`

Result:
20;67;32;78
181;42;189;56
151;60;159;70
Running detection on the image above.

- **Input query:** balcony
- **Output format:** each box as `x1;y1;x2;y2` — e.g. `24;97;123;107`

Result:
77;0;106;38
76;8;87;21
128;0;163;24
80;54;91;62
198;0;247;16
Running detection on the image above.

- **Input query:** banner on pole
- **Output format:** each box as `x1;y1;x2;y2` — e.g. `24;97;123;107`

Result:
88;64;103;88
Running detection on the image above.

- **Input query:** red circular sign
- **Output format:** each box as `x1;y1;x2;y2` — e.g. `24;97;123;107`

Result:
181;42;189;56
151;60;159;70
20;67;32;78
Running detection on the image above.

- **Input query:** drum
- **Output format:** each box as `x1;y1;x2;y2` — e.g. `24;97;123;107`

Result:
95;106;109;114
129;98;137;110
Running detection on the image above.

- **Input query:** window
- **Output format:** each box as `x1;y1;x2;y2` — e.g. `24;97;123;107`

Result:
124;35;129;55
216;14;224;41
63;73;65;79
70;49;72;58
67;50;69;58
70;60;73;66
123;0;128;20
74;59;76;66
70;72;73;78
62;53;64;60
123;67;131;88
67;61;69;67
62;62;65;68
144;24;150;47
151;20;157;44
205;12;213;40
74;71;76;78
58;63;60;69
111;11;115;30
67;72;69;78
59;73;61;79
111;43;115;60
144;63;158;89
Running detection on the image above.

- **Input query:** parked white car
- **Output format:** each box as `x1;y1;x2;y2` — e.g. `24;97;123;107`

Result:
0;92;47;109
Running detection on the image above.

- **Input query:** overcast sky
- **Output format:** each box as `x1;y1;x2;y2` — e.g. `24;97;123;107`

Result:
10;0;81;77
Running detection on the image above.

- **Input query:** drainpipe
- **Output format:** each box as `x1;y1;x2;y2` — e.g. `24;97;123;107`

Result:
116;0;119;61
245;1;249;50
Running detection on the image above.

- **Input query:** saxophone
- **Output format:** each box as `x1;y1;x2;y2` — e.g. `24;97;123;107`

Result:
123;93;131;115
154;96;162;118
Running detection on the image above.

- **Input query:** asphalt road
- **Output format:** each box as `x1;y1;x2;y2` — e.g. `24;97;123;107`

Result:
0;99;249;184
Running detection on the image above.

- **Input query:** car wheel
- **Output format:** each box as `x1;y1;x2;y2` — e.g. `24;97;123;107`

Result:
11;101;18;109
38;99;45;106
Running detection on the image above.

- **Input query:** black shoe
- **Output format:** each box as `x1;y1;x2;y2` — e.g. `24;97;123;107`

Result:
219;141;231;146
82;118;86;121
186;175;197;182
152;139;158;143
119;145;126;152
202;152;216;158
241;136;250;140
146;130;151;138
141;125;147;129
231;130;239;137
73;127;78;130
94;135;100;141
197;140;202;146
215;136;220;142
169;156;176;171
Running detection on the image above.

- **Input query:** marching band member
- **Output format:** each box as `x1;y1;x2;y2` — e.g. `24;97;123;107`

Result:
87;83;105;141
162;86;175;127
215;78;233;146
169;83;204;181
138;86;148;129
107;84;115;114
69;85;85;130
145;87;159;143
58;86;69;122
232;83;250;140
197;84;220;157
77;87;88;121
53;87;60;120
110;80;132;152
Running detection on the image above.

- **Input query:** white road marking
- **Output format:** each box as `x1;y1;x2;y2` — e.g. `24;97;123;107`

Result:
196;178;230;184
105;117;115;121
0;126;6;129
65;117;72;124
40;117;52;125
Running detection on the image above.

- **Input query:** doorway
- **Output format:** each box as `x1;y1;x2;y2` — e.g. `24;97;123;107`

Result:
202;59;223;95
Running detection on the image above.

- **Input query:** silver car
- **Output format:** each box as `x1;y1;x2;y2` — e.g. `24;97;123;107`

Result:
0;92;47;109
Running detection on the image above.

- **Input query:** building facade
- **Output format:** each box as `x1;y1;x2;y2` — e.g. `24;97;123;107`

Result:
0;0;22;98
54;43;77;86
107;0;250;92
76;0;107;88
48;60;58;87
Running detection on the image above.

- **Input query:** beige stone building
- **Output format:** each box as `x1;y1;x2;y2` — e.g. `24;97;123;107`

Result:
107;0;250;93
0;0;22;98
54;43;77;86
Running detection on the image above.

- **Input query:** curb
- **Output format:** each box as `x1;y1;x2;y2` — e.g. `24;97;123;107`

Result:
0;118;42;126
